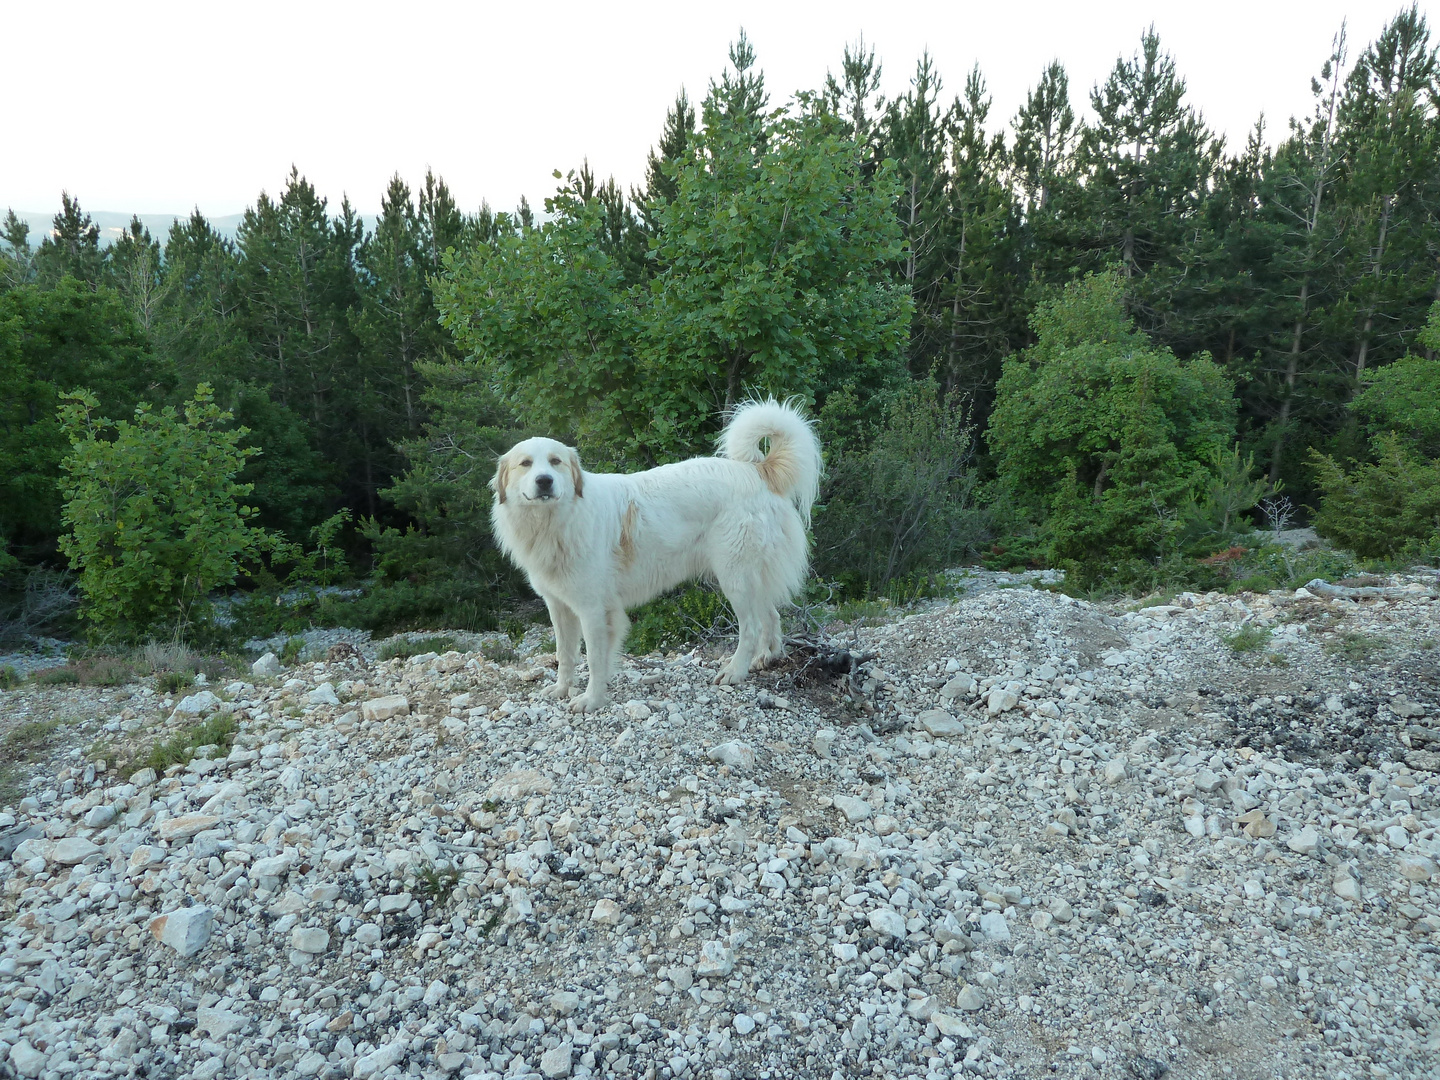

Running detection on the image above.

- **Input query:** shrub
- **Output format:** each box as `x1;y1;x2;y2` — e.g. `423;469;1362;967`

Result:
1310;435;1440;558
56;384;273;642
988;273;1238;586
0;665;18;689
628;585;733;654
814;382;988;593
29;666;79;685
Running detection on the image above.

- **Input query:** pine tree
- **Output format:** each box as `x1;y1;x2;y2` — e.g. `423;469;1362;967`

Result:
34;192;104;287
1;209;34;289
1011;61;1076;214
106;216;163;329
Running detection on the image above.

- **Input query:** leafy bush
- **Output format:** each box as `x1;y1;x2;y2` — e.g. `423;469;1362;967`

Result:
56;384;273;642
0;665;18;689
988;273;1239;586
814;382;988;594
1311;435;1440;557
29;666;79;685
628;585;733;654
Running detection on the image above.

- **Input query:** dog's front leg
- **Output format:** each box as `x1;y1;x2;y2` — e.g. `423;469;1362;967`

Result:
569;608;613;712
539;597;581;700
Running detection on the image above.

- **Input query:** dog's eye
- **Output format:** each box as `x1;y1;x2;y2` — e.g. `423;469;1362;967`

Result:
520;459;532;468
549;457;561;466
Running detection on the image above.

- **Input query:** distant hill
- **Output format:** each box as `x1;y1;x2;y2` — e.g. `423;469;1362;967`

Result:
10;210;247;248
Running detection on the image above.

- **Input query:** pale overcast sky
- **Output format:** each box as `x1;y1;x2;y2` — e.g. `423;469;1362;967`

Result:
5;0;1427;220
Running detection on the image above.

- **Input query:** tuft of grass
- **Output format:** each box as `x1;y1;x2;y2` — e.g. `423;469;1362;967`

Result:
377;635;457;662
156;670;190;695
29;666;80;685
412;863;461;905
480;640;518;665
144;714;238;773
72;654;137;687
1221;625;1272;653
1327;631;1386;664
0;665;18;690
4;719;64;759
279;636;306;665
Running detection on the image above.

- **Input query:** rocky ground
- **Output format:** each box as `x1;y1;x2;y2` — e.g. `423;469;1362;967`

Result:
1;571;1438;1080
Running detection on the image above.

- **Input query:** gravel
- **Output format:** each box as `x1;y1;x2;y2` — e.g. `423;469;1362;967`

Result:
1;571;1438;1079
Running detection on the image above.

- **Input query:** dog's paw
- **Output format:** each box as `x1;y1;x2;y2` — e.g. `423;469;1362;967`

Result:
568;692;608;713
538;681;573;700
713;666;748;686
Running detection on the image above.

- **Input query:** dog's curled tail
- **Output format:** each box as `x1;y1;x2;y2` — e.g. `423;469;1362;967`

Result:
720;397;823;526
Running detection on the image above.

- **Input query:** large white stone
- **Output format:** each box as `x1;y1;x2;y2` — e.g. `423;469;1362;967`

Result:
8;1041;45;1078
979;911;1011;941
158;813;221;841
868;907;907;938
291;927;329;954
251;652;284;677
306;682;340;706
695;939;736;977
540;1043;574;1078
986;687;1019;714
940;674;977;700
708;740;755;772
352;1040;408;1079
51;837;100;866
149;905;213;958
196;1006;247;1039
918;709;964;737
832;795;873;822
361;694;410;722
591;899;623;925
173;690;222;716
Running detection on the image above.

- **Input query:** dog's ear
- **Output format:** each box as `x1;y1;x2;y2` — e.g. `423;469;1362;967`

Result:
491;456;510;505
567;448;584;498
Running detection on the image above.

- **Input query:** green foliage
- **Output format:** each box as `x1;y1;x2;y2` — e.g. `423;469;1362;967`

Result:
278;636;305;665
814;381;988;592
0;278;164;558
144;714;237;773
57;384;273;642
988;273;1238;584
411;863;461;905
479;640;518;665
1326;630;1386;664
29;666;80;685
627;585;732;655
0;665;18;689
1220;625;1271;653
376;635;456;661
1311;434;1440;557
435;37;911;462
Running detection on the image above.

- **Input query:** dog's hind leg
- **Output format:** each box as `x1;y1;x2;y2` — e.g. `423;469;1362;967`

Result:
539;597;581;699
570;607;615;712
715;579;764;685
751;606;784;670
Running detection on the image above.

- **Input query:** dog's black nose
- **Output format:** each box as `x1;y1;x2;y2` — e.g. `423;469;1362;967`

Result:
535;474;553;492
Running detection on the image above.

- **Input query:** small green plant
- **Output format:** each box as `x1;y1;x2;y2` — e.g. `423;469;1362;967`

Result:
29;666;80;685
72;654;136;686
412;863;461;905
156;670;189;695
1221;625;1271;653
144;714;238;773
501;617;529;644
481;640;518;665
480;799;499;813
377;635;457;661
279;636;306;665
1327;631;1386;664
0;665;19;689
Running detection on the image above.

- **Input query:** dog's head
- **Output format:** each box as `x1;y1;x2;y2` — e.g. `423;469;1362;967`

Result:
492;437;584;506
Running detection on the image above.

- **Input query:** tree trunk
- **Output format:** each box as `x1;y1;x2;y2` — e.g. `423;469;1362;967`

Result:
1270;280;1310;485
1355;193;1393;380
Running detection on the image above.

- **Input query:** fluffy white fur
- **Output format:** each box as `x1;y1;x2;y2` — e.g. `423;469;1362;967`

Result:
490;399;823;712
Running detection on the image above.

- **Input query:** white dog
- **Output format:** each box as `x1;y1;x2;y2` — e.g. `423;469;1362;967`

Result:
490;399;822;712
